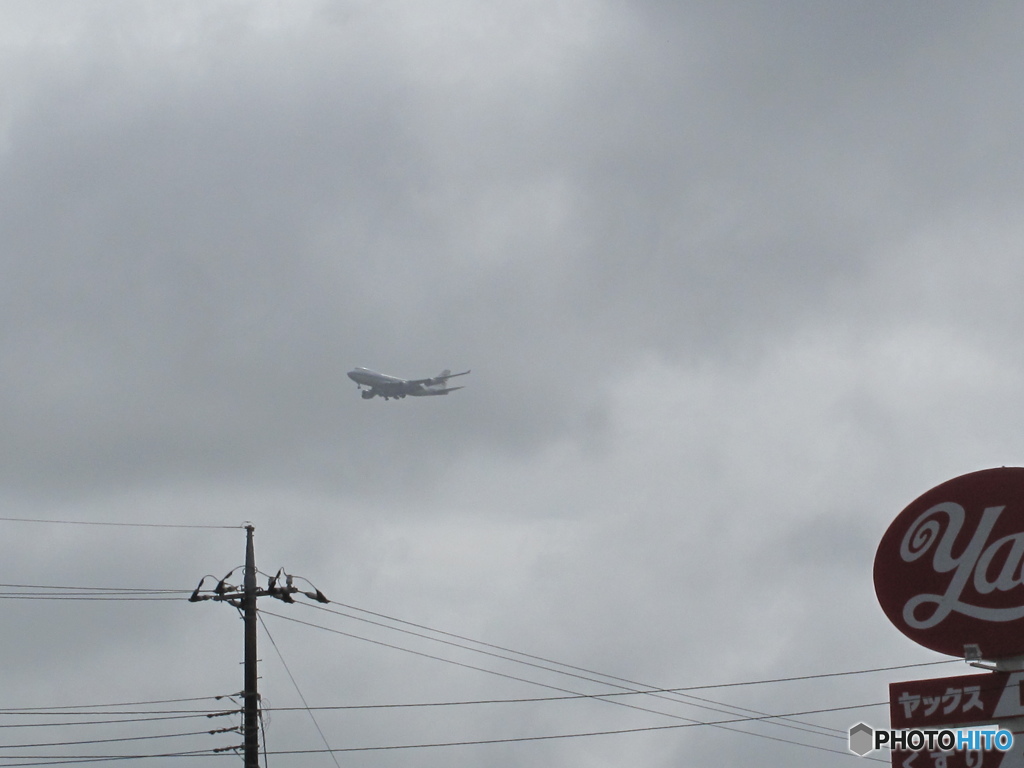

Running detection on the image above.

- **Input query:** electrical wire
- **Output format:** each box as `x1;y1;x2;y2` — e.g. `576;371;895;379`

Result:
0;746;233;766
257;609;872;759
260;667;966;711
0;697;226;712
309;599;956;694
264;659;957;711
0;728;236;750
0;584;192;602
0;713;236;729
0;712;234;720
0;595;186;602
0;517;242;530
287;602;920;741
299;605;830;735
296;599;964;741
256;613;340;768
257;700;891;762
0;706;893;768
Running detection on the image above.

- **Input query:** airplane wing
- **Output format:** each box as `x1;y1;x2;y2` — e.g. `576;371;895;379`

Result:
429;369;471;385
406;369;471;386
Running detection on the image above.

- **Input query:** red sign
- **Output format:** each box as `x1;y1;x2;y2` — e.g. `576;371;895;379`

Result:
874;468;1024;658
890;672;1021;729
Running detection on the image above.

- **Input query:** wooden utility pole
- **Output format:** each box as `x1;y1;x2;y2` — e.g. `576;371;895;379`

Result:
189;524;330;766
243;525;259;768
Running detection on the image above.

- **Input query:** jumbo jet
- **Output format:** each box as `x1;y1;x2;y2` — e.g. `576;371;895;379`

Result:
347;367;471;400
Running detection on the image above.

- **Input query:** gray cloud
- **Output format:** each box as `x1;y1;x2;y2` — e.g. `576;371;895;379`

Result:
3;2;1024;765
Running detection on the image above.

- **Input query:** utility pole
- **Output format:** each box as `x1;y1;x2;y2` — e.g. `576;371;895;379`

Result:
190;524;329;767
242;525;259;768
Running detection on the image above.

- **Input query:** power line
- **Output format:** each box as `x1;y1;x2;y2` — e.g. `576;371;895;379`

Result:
257;614;340;768
258;700;891;762
293;600;963;742
0;696;229;712
0;713;236;729
0;517;242;530
0;728;235;750
257;609;860;757
0;747;233;766
0;594;185;601
0;702;890;764
311;599;956;692
295;604;826;735
0;712;234;720
0;584;188;600
256;672;926;711
283;603;931;741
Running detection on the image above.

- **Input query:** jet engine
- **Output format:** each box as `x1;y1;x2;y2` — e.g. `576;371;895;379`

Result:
361;390;375;399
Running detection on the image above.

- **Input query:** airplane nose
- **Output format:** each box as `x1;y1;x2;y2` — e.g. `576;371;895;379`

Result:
346;370;359;381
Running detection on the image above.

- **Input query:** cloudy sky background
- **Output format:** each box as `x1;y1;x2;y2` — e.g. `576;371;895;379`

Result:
2;1;1023;765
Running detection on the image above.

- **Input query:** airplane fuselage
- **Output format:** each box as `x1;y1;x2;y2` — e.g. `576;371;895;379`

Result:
347;367;469;400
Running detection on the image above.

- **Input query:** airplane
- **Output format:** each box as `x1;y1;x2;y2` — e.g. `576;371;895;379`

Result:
347;367;471;400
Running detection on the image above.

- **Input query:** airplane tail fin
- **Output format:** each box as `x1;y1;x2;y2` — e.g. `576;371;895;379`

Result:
435;369;470;382
422;369;469;389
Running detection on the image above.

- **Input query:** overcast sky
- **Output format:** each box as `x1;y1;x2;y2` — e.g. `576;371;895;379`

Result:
3;1;1024;765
